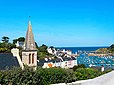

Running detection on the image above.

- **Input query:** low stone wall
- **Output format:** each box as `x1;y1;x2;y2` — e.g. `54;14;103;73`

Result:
52;71;114;85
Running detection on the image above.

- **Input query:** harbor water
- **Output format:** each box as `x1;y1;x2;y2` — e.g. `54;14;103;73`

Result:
57;47;114;68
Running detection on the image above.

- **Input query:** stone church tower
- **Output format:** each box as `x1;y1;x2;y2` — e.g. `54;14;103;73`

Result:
22;19;37;67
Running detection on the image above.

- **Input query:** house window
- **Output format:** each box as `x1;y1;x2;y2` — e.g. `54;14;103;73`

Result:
29;54;31;64
32;53;34;64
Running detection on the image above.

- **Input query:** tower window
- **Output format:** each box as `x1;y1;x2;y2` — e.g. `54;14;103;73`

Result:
29;54;31;64
32;53;34;64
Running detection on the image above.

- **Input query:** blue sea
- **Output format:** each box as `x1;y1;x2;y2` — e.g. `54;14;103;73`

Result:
56;47;114;69
56;47;108;54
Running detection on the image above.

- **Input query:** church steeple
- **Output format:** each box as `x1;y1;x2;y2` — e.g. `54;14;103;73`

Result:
25;17;36;50
22;17;37;68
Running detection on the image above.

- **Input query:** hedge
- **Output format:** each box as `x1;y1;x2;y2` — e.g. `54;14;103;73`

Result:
0;66;110;85
0;67;76;85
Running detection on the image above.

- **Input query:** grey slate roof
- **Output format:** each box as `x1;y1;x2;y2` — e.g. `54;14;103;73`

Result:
62;57;72;61
0;53;20;70
71;57;76;60
54;58;62;62
37;59;47;66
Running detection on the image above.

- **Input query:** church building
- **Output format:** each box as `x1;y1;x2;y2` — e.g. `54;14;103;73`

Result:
22;19;37;67
0;18;78;70
0;18;38;70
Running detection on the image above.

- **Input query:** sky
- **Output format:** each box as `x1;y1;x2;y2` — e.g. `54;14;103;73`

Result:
0;0;114;47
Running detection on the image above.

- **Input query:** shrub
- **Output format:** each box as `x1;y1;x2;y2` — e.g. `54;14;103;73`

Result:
75;68;101;80
35;68;76;84
0;67;76;85
73;64;86;71
0;67;109;85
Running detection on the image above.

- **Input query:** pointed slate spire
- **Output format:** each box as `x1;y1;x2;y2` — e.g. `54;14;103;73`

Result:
25;17;36;50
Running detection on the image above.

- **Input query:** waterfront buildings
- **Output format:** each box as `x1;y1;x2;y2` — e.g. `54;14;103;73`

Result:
38;56;77;68
38;47;78;68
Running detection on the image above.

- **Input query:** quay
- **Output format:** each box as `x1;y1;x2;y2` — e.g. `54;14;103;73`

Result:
88;53;113;57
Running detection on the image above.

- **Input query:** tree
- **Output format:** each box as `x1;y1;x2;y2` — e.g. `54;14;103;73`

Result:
7;43;16;49
35;42;38;49
1;36;9;43
73;64;86;71
18;37;25;42
13;37;25;44
109;44;114;53
13;39;18;44
0;36;16;53
38;44;48;52
50;46;54;49
37;44;55;59
110;44;114;49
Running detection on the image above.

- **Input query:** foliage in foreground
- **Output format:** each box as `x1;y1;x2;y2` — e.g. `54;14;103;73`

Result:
0;66;112;85
0;67;76;85
73;64;86;71
75;68;101;80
